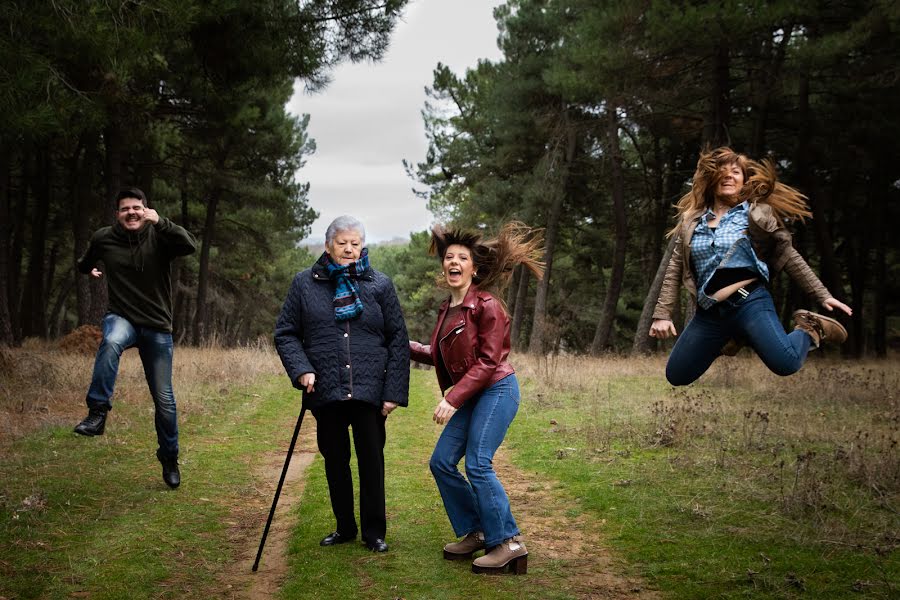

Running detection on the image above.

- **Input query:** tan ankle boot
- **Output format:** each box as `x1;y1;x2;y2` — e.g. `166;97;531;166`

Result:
793;309;848;348
471;536;528;574
443;531;485;560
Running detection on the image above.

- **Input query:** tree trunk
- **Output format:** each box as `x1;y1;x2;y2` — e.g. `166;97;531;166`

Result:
510;265;529;350
10;151;29;342
49;275;74;338
528;108;574;355
69;137;90;325
811;180;844;305
21;147;51;338
88;123;126;324
704;40;731;147
506;265;520;318
103;123;123;222
527;185;560;355
632;234;677;355
873;187;886;357
846;235;867;358
861;160;889;358
193;187;221;345
0;145;13;345
647;135;667;285
749;25;792;156
591;108;628;354
44;235;61;326
73;136;101;325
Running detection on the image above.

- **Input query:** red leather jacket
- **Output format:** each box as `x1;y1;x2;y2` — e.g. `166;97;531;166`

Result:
410;285;514;408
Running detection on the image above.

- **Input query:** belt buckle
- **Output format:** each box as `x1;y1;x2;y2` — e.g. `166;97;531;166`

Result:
736;286;750;299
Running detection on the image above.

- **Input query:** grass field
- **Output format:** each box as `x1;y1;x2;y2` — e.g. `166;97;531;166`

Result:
0;344;897;598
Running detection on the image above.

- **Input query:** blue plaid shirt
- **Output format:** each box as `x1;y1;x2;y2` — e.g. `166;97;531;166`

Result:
690;202;769;309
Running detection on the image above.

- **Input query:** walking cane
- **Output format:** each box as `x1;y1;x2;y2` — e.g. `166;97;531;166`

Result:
252;406;307;572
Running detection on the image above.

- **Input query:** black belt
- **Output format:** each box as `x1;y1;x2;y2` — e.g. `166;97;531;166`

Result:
724;280;763;304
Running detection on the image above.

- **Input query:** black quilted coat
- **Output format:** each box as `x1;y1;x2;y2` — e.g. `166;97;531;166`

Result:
274;260;410;410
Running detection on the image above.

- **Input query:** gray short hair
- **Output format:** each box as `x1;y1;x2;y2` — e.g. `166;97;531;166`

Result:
325;215;366;246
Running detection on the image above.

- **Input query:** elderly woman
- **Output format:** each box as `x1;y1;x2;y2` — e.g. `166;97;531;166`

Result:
650;147;852;384
275;215;409;553
410;222;543;575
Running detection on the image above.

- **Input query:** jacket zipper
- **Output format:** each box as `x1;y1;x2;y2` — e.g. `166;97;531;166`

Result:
437;317;466;371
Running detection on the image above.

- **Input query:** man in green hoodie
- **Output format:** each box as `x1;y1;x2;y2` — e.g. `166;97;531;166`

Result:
74;188;197;489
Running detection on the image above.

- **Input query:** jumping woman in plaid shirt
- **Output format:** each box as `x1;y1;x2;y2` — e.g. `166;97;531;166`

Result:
649;147;852;385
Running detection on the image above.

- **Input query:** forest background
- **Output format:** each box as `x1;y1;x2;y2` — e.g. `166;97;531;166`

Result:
1;0;898;357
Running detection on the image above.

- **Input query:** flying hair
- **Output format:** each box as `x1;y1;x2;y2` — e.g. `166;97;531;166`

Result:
669;147;812;236
429;221;545;296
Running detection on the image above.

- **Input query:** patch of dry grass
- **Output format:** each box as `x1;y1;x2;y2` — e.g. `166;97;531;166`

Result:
0;340;283;445
513;351;900;552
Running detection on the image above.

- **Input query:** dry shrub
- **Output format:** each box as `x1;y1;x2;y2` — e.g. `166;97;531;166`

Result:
777;450;832;517
58;325;102;354
0;341;93;441
841;429;900;498
649;388;724;447
0;346;14;377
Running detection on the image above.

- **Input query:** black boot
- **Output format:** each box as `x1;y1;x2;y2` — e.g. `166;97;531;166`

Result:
159;458;181;490
74;409;107;436
161;458;180;489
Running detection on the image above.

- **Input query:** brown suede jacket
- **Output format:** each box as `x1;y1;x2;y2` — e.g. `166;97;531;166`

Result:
652;201;832;321
409;285;514;408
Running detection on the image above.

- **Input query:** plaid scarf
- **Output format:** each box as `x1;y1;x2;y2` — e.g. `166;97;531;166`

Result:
318;248;369;321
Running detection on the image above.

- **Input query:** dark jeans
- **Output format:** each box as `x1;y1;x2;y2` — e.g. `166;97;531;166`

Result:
312;400;387;543
666;287;812;386
86;313;179;460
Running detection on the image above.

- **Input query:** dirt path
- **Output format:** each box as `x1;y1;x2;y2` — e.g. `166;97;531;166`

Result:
495;447;660;599
215;422;318;600
213;423;657;599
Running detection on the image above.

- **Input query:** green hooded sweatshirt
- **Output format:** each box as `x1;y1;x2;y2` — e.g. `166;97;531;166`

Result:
77;218;197;332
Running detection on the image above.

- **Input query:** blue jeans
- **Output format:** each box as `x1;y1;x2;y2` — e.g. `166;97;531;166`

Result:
86;313;179;460
429;374;520;548
666;287;812;386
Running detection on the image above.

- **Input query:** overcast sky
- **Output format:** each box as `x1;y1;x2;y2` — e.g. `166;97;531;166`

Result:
286;0;504;245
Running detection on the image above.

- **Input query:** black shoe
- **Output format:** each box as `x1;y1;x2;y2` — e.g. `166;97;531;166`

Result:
74;409;107;436
161;458;180;489
320;531;356;546
365;538;389;553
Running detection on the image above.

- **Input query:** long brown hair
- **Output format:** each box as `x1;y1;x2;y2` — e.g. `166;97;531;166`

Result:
670;146;812;235
429;221;545;297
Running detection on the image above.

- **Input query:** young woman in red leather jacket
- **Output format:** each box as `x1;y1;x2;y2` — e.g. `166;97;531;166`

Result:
410;223;542;575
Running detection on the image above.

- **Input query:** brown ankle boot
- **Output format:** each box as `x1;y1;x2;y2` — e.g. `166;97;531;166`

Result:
471;536;528;574
443;531;485;560
793;309;848;348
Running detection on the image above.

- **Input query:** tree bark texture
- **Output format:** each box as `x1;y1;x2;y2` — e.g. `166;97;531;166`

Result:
528;107;574;355
21;147;51;338
511;265;530;350
0;146;13;345
633;234;677;355
193;187;221;345
704;40;731;147
591;108;628;354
